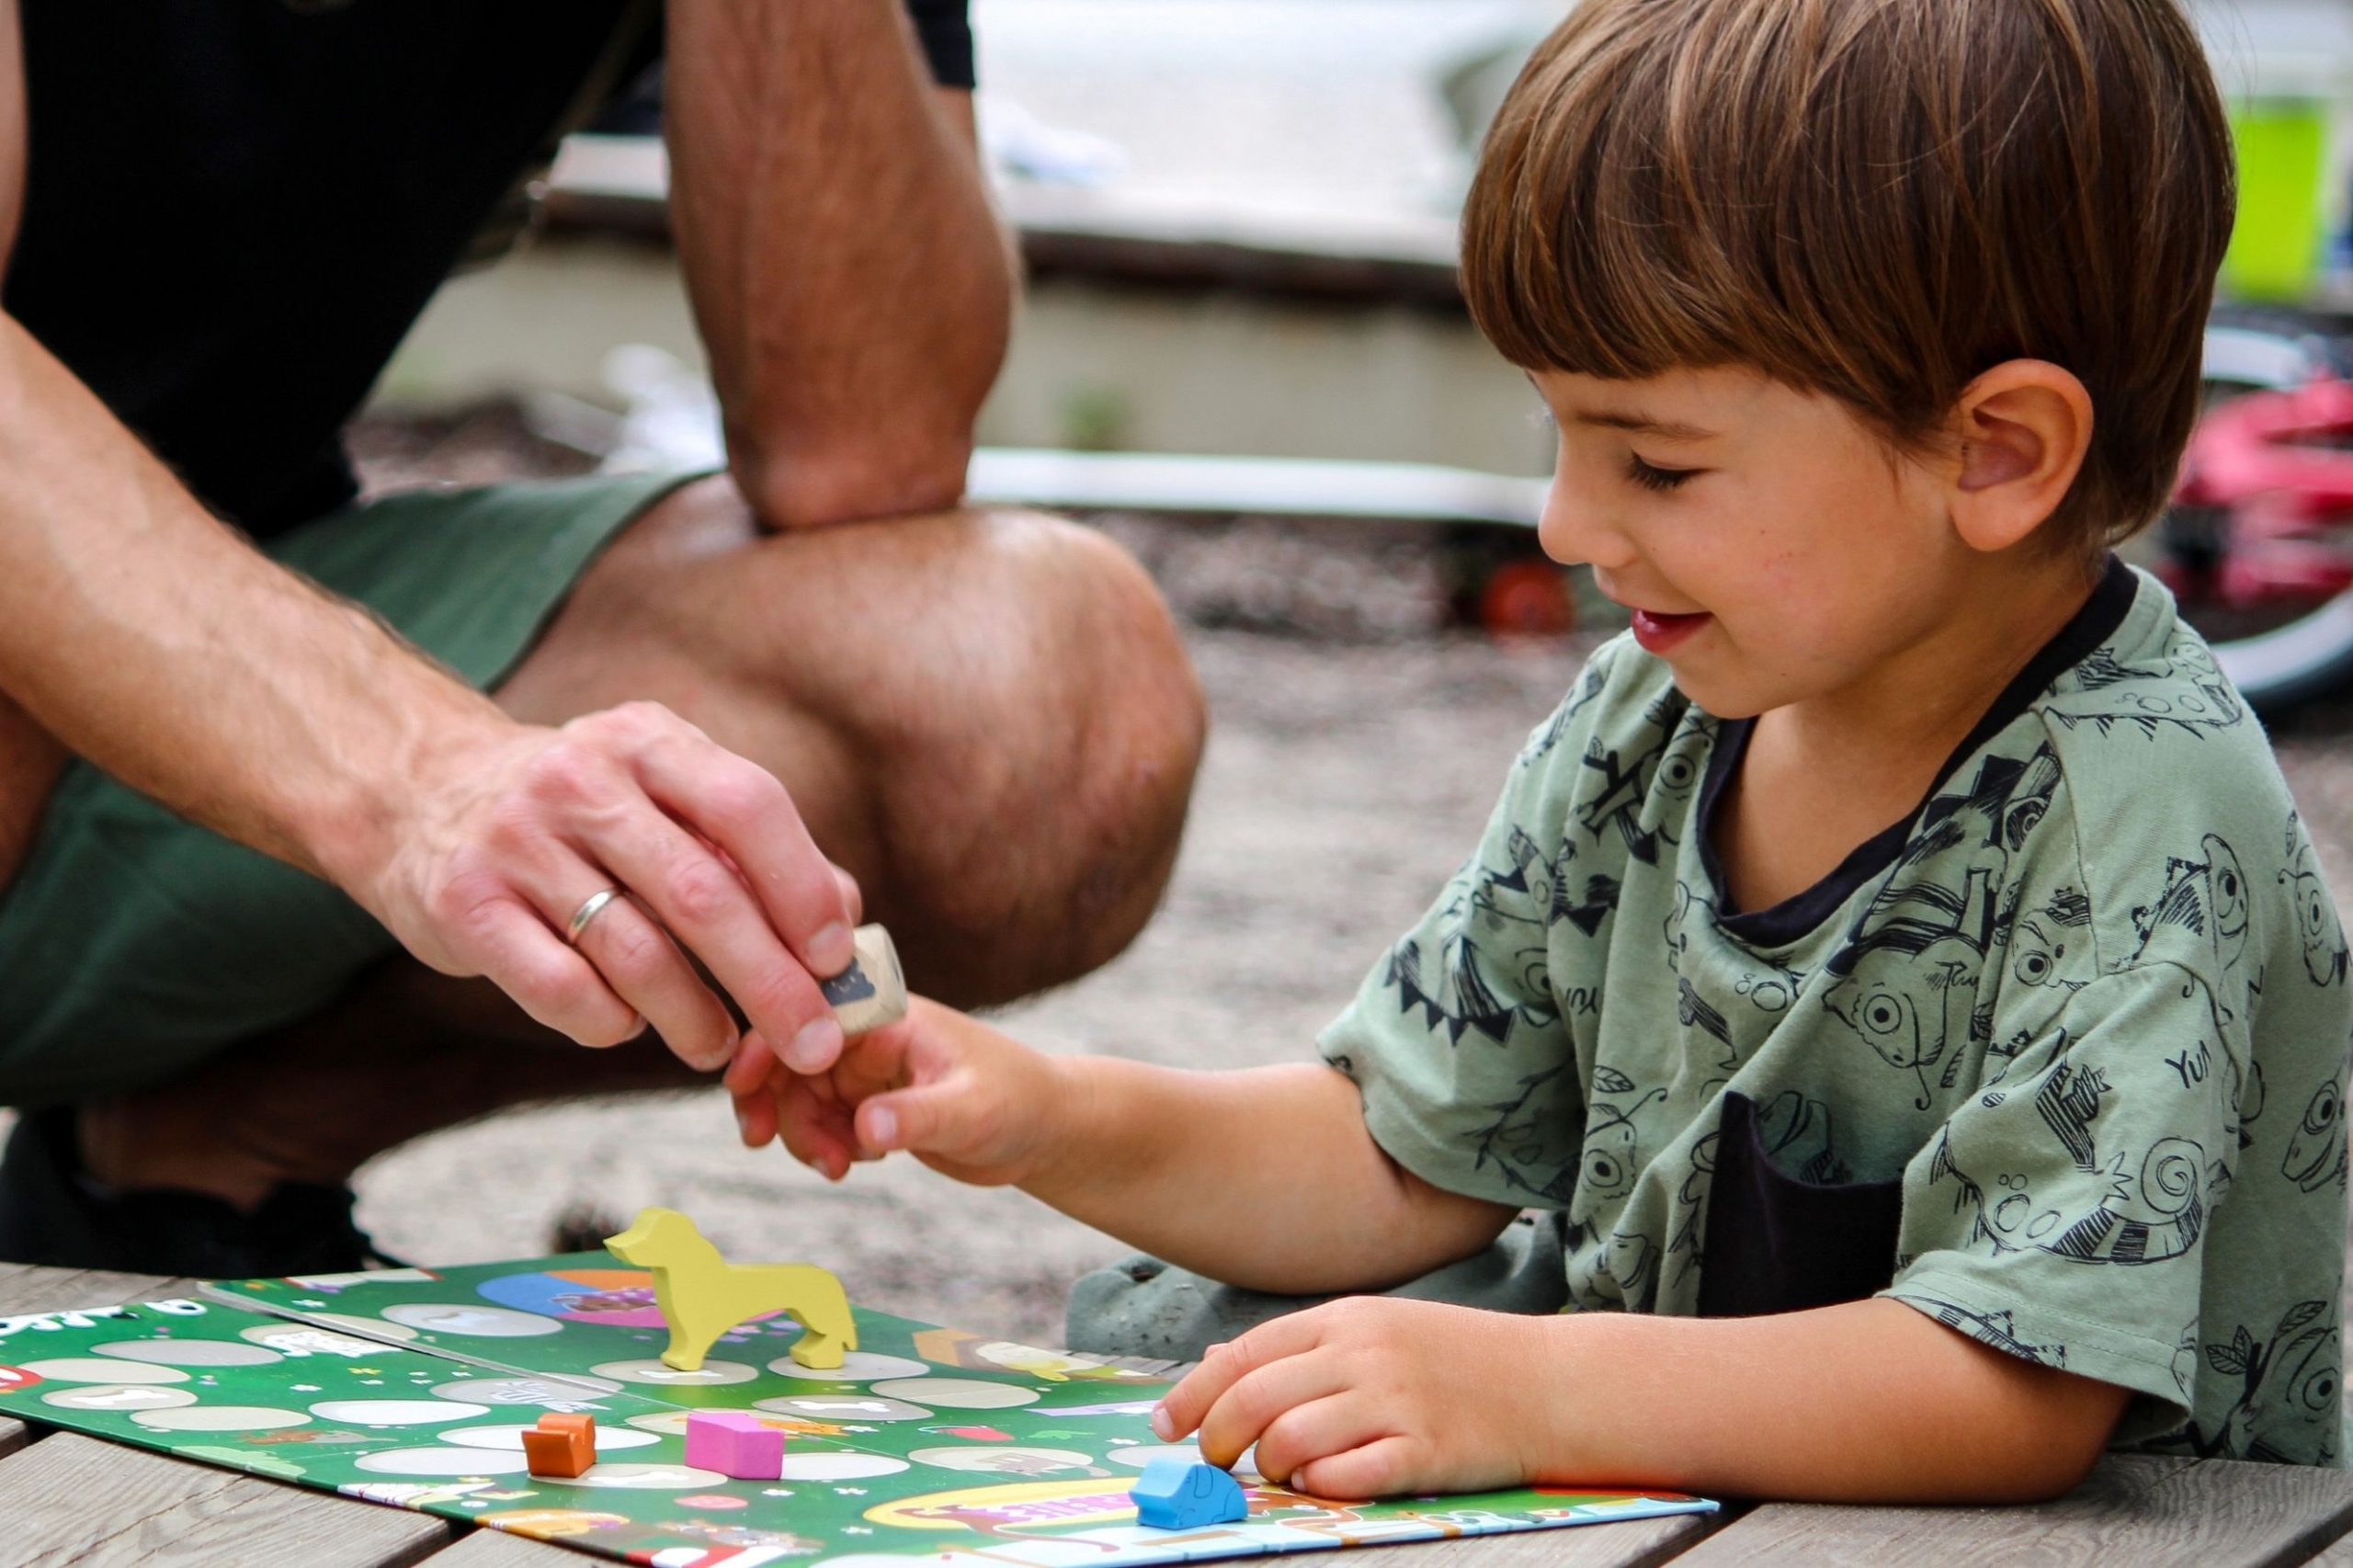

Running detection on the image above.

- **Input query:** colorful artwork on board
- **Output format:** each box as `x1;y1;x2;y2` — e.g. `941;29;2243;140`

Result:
0;1254;1714;1565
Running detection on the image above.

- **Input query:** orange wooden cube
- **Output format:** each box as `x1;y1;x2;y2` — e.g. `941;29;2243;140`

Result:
522;1412;597;1478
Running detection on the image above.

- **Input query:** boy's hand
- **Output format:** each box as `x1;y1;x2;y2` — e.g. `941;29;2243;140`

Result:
724;996;1063;1186
1152;1299;1554;1500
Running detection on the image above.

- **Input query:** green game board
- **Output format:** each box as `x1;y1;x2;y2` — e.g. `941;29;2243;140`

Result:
0;1253;1714;1565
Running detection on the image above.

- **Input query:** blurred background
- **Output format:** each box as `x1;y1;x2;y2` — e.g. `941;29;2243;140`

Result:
338;0;2353;1346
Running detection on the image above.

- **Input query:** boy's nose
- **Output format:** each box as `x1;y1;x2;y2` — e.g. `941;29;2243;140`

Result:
1538;480;1635;572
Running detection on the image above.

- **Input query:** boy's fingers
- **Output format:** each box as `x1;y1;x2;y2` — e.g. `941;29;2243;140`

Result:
1290;1435;1414;1502
778;1079;856;1180
853;1078;963;1155
831;1018;917;1101
1247;1392;1381;1492
723;1029;782;1098
734;1087;779;1148
1154;1316;1323;1445
1191;1350;1350;1472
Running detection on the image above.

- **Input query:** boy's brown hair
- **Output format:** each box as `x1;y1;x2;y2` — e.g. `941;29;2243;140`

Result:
1461;0;2235;553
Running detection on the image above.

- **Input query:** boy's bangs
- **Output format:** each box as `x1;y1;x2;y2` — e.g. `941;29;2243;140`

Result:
1460;17;1756;384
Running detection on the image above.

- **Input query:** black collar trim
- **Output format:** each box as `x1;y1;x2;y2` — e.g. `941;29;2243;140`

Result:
1696;554;2137;949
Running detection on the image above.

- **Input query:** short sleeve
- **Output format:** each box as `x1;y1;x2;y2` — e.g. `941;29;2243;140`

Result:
1318;685;1597;1210
902;0;975;88
1882;963;2235;1440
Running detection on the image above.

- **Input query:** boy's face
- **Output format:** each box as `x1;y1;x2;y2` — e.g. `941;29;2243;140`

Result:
1530;365;1969;719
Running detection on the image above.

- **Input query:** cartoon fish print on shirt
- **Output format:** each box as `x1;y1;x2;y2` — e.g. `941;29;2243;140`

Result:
1825;864;1999;1108
1592;1230;1657;1302
2281;1075;2347;1195
1823;747;2059;1107
2036;1060;2109;1171
1929;1124;2210;1267
2129;834;2254;1018
1483;826;1620;942
1386;927;1540;1046
2045;634;2246;739
2010;886;2093;995
1576;724;1691;866
1663;882;1741;1090
2187;1299;2342;1465
1752;1089;1848;1185
1577;1071;1668;1205
2279;823;2348;988
1468;1062;1582;1204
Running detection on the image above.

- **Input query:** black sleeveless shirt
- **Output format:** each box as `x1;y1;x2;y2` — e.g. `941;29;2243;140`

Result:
3;0;974;538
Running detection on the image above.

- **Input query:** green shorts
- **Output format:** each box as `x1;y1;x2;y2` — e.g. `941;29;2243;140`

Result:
0;470;698;1108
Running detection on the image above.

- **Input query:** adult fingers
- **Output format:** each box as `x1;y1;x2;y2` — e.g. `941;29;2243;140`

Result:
729;1032;785;1147
1190;1346;1353;1473
575;793;836;1073
1154;1314;1327;1451
459;897;645;1048
631;721;855;979
1290;1436;1419;1503
549;875;741;1070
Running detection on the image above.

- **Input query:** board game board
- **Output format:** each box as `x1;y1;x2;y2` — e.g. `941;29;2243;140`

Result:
0;1253;1714;1565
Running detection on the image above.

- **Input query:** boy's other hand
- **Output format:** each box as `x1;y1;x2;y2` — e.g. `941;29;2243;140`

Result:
724;995;1061;1186
1154;1298;1552;1500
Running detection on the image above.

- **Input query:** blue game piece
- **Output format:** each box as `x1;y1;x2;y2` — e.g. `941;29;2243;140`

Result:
1131;1456;1248;1529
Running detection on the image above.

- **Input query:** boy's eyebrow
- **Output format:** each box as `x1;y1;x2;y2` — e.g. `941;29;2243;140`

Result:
1570;409;1721;441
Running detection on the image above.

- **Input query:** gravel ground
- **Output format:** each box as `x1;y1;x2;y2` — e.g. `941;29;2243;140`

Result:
19;404;2353;1350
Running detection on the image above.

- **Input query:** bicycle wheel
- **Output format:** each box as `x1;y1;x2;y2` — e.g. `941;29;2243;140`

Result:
2156;323;2353;713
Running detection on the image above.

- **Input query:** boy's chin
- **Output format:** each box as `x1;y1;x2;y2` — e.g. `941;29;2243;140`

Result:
1663;666;1773;722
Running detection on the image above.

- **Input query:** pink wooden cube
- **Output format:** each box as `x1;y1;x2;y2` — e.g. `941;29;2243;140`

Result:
685;1410;785;1480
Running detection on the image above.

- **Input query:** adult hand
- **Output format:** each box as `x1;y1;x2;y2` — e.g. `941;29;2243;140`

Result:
350;700;858;1074
1151;1300;1552;1500
723;997;1060;1184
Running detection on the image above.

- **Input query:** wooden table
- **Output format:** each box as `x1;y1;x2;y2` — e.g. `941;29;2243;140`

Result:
8;1263;2353;1567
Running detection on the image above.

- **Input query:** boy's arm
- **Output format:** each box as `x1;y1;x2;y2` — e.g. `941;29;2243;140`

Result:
1026;1056;1519;1293
733;999;1520;1294
1164;1292;2131;1503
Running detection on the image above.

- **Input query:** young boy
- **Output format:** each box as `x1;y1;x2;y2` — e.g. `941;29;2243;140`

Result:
728;0;2350;1503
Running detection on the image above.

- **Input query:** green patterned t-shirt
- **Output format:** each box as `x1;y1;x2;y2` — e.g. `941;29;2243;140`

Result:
1321;561;2351;1464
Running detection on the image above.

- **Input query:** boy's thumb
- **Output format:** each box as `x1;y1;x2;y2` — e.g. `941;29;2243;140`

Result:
857;1084;951;1153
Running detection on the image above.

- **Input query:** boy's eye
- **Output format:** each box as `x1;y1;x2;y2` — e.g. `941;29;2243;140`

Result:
1626;454;1699;493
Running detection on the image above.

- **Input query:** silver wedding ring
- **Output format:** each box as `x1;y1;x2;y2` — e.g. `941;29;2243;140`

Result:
566;887;623;947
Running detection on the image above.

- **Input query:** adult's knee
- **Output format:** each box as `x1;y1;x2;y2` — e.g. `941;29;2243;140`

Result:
846;511;1204;1003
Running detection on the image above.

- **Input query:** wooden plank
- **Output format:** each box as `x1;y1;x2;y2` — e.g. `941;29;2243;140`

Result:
2297;1523;2353;1563
0;1265;187;1460
1671;1454;2353;1568
0;1263;184;1314
0;1430;452;1566
1331;1509;1726;1568
410;1530;583;1567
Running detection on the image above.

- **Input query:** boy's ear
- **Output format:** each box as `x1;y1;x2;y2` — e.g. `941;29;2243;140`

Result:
1946;360;2094;553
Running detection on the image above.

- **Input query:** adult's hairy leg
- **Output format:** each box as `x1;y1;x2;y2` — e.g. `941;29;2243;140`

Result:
78;477;1206;1202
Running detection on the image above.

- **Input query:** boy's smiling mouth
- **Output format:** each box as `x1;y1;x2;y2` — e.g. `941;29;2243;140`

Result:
1627;606;1711;653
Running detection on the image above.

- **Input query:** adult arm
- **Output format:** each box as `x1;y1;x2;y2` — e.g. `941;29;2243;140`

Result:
665;0;1015;530
0;0;852;1074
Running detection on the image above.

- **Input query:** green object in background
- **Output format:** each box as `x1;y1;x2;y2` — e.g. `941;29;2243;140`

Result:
2222;97;2332;301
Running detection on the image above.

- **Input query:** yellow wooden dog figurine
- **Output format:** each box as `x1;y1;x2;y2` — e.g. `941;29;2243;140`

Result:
605;1207;858;1373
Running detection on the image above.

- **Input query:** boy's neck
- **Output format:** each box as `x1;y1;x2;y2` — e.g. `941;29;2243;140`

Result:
1713;554;2106;915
